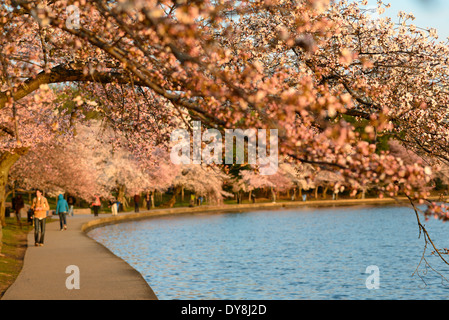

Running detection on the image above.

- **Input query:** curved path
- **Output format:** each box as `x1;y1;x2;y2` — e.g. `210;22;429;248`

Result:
2;213;157;300
1;197;432;300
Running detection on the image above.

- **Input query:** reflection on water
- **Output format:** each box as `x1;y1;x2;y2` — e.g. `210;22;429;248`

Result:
88;205;449;299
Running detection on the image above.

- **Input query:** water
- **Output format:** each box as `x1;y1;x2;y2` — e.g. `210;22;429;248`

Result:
88;205;449;299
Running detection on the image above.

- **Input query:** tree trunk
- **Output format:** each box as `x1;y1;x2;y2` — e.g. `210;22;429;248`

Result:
0;148;28;227
323;186;328;199
0;170;9;228
237;191;242;204
151;192;155;208
162;186;181;208
117;185;127;210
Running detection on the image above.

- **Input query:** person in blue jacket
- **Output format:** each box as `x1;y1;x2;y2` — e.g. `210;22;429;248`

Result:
56;194;69;231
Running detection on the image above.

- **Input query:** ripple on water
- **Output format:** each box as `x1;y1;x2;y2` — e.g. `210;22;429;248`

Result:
88;205;449;300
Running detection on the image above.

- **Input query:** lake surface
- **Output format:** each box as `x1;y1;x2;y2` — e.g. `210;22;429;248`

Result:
88;205;449;299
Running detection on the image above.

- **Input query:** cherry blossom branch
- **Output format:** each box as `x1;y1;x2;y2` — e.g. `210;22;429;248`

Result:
406;195;449;286
0;64;146;109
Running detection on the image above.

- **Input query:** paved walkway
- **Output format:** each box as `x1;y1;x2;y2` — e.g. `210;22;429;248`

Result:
1;213;157;300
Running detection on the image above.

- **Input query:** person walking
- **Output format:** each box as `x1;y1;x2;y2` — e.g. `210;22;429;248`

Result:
91;195;101;217
134;193;140;213
31;190;50;246
55;194;69;231
109;197;118;216
12;194;24;229
190;193;195;207
67;195;75;217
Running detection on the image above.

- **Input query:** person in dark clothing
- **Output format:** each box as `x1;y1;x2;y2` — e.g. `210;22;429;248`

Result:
27;208;34;224
134;193;140;212
145;192;151;210
12;194;24;228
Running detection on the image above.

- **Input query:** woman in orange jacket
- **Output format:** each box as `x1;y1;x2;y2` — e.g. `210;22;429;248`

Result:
31;190;50;246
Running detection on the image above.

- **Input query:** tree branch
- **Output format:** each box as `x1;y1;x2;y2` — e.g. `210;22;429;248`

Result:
0;64;148;109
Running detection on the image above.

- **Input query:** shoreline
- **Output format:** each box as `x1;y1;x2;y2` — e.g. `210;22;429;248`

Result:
81;196;438;233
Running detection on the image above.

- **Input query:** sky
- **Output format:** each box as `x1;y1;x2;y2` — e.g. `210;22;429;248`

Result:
360;0;449;40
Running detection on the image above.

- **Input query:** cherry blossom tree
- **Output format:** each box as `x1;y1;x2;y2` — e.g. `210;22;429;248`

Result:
0;86;73;224
0;0;447;253
232;167;275;203
313;169;345;199
9;141;102;201
9;121;181;209
232;162;313;202
172;164;231;206
294;162;316;199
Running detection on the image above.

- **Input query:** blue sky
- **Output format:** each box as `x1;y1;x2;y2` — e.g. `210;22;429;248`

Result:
360;0;449;40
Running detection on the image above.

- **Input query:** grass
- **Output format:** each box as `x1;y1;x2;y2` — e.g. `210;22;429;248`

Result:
0;217;32;298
